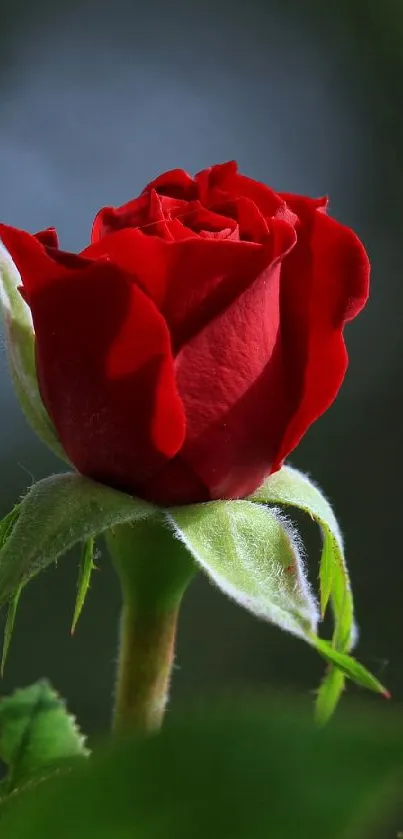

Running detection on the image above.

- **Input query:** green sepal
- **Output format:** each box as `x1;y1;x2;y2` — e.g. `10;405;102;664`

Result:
71;538;96;634
1;585;22;676
168;471;387;717
0;506;20;551
0;467;386;720
0;473;154;608
0;680;88;797
315;668;346;726
0;241;67;461
249;466;388;714
249;465;354;652
312;637;389;698
167;500;319;641
0;505;23;674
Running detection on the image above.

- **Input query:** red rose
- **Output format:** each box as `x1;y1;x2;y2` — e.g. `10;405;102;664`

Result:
0;161;369;504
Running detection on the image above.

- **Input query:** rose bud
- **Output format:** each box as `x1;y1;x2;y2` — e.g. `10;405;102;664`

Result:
0;161;369;505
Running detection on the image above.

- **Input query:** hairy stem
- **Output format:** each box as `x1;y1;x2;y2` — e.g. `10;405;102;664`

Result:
106;517;195;734
114;602;179;732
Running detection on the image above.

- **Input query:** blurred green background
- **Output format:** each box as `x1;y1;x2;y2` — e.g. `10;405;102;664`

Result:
0;0;402;735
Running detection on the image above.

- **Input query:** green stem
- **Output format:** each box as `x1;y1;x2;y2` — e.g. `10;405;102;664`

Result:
106;517;195;735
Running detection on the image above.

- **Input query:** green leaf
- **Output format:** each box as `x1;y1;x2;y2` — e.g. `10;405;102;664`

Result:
1;585;22;676
0;700;402;839
71;538;96;634
168;500;319;640
0;680;88;796
250;466;354;652
0;473;155;606
312;637;389;697
0;241;67;462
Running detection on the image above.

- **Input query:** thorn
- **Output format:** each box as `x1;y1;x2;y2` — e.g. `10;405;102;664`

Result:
382;689;391;700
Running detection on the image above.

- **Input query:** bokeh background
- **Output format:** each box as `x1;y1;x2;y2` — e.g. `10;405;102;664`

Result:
0;0;401;736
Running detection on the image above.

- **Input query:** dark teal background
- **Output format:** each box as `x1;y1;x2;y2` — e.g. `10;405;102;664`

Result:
0;0;401;735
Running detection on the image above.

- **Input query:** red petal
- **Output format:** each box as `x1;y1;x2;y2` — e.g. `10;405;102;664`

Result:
203;196;270;243
35;227;60;248
145;167;198;200
84;226;288;351
34;262;185;489
138;454;209;505
164;221;296;351
273;203;370;467
196;161;288;219
174;256;290;499
92;192;150;242
139;190;176;241
82;228;170;307
92;169;199;242
176;200;239;238
279;193;328;215
0;222;186;491
0;224;89;300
